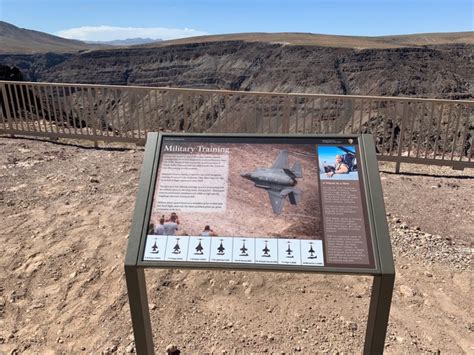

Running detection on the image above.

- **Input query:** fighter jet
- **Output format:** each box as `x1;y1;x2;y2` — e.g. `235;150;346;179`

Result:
239;240;248;256
194;239;204;255
240;150;303;215
151;239;159;254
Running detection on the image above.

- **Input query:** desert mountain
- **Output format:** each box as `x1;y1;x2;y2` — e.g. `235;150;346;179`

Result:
139;31;474;49
0;24;472;98
86;38;162;46
0;21;109;54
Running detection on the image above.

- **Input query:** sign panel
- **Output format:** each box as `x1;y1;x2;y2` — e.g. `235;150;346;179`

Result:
140;135;377;271
126;133;394;355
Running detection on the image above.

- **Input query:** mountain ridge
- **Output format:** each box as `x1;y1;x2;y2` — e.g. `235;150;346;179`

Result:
1;41;471;99
85;38;162;46
1;21;473;54
137;31;474;50
0;21;109;54
0;22;472;100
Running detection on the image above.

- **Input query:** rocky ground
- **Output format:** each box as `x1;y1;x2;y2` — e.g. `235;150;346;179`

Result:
0;136;472;354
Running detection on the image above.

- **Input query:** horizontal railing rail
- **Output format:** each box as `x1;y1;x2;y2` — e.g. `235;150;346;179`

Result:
1;80;473;172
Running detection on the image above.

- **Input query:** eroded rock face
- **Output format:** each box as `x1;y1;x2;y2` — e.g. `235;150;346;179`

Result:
0;65;23;81
0;41;472;99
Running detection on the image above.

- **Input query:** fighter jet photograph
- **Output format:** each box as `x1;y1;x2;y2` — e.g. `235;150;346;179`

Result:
150;142;321;241
240;150;303;215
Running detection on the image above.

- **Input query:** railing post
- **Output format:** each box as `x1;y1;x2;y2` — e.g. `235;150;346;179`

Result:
395;102;408;173
183;93;190;132
0;82;14;136
91;88;99;148
283;95;290;133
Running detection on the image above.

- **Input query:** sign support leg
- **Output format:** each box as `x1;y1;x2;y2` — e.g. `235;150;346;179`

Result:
125;266;154;355
363;274;395;355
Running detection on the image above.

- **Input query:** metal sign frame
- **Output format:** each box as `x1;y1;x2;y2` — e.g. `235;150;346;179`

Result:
125;132;395;354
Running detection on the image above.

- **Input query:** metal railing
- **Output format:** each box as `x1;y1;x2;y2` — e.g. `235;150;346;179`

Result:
1;80;473;171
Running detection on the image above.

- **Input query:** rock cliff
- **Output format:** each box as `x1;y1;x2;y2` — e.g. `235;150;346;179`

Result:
0;41;472;99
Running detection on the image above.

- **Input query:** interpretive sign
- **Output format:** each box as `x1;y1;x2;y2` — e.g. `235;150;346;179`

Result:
140;135;377;272
125;133;394;355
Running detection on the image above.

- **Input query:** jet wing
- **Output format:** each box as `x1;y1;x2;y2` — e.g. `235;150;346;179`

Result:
271;150;289;169
267;190;285;215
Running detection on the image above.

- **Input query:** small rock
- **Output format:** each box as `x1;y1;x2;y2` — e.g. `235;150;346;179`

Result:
149;303;156;310
166;344;180;355
400;285;415;297
423;271;433;277
348;322;358;332
89;177;100;183
125;342;135;353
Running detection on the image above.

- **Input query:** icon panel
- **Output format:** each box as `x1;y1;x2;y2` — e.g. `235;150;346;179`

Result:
300;240;324;266
210;237;233;262
143;235;168;261
164;236;190;261
254;238;278;264
278;239;301;265
187;236;211;262
232;238;255;263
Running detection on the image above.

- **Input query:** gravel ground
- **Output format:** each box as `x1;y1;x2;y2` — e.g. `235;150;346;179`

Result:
0;137;472;354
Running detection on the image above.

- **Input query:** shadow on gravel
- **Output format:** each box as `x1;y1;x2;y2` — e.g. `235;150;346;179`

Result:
0;134;141;152
379;169;474;180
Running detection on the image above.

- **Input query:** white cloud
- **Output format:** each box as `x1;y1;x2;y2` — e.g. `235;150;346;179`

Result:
55;25;208;41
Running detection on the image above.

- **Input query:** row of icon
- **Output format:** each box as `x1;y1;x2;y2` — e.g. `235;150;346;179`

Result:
143;235;325;266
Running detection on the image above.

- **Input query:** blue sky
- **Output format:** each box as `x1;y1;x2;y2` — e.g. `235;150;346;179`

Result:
1;0;473;41
318;145;356;166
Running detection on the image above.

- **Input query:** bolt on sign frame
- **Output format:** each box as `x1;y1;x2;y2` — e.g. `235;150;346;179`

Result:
125;132;395;355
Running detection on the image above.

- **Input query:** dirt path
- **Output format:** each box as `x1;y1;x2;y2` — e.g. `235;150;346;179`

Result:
0;137;472;354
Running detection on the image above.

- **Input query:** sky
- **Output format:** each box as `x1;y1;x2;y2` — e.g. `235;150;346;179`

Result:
318;145;356;167
1;0;473;41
